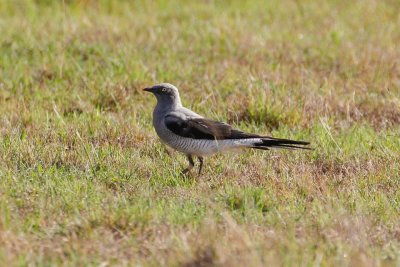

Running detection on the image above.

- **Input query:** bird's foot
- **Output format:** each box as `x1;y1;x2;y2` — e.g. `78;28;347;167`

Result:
181;168;194;180
181;168;191;175
181;155;195;177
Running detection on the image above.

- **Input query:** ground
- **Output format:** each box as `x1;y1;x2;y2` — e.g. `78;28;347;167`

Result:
0;0;399;266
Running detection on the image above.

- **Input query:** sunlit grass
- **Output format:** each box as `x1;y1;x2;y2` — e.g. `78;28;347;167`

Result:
0;0;399;266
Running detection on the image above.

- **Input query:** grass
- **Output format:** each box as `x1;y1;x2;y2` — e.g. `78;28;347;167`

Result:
0;0;399;266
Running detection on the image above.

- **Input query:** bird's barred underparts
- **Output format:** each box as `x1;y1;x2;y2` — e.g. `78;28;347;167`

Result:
156;125;261;156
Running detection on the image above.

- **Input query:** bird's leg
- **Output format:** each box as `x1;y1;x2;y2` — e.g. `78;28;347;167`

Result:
197;156;204;175
182;155;195;174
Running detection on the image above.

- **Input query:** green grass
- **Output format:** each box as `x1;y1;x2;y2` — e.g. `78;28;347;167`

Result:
0;0;399;266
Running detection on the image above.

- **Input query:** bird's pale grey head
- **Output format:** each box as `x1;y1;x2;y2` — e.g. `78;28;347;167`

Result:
143;83;182;109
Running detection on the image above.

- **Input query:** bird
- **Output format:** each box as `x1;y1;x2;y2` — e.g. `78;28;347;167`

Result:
144;83;310;175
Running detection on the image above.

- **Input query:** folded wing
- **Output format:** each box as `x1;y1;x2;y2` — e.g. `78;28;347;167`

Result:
164;114;260;140
164;113;311;150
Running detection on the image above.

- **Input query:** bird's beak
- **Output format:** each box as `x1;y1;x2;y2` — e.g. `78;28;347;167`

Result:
143;87;153;92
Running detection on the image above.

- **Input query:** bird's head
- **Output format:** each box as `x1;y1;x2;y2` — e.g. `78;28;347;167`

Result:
143;83;182;108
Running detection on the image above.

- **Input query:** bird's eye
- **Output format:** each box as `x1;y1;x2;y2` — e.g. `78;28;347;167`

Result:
162;88;167;92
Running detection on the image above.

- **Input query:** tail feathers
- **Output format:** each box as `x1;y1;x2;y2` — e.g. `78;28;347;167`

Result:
252;137;311;150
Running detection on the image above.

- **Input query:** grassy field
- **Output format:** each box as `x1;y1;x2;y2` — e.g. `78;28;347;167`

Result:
0;0;399;266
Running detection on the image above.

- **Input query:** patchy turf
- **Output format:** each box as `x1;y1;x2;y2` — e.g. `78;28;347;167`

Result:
0;0;399;266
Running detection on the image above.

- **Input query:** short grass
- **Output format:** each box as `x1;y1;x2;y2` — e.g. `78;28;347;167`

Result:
0;0;399;266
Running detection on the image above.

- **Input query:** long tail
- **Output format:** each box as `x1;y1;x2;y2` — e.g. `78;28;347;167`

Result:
251;136;311;150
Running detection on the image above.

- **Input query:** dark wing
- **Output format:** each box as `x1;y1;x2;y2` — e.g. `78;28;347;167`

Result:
164;114;260;140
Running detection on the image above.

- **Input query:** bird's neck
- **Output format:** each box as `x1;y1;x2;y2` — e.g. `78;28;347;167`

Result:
154;96;182;112
153;99;182;126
